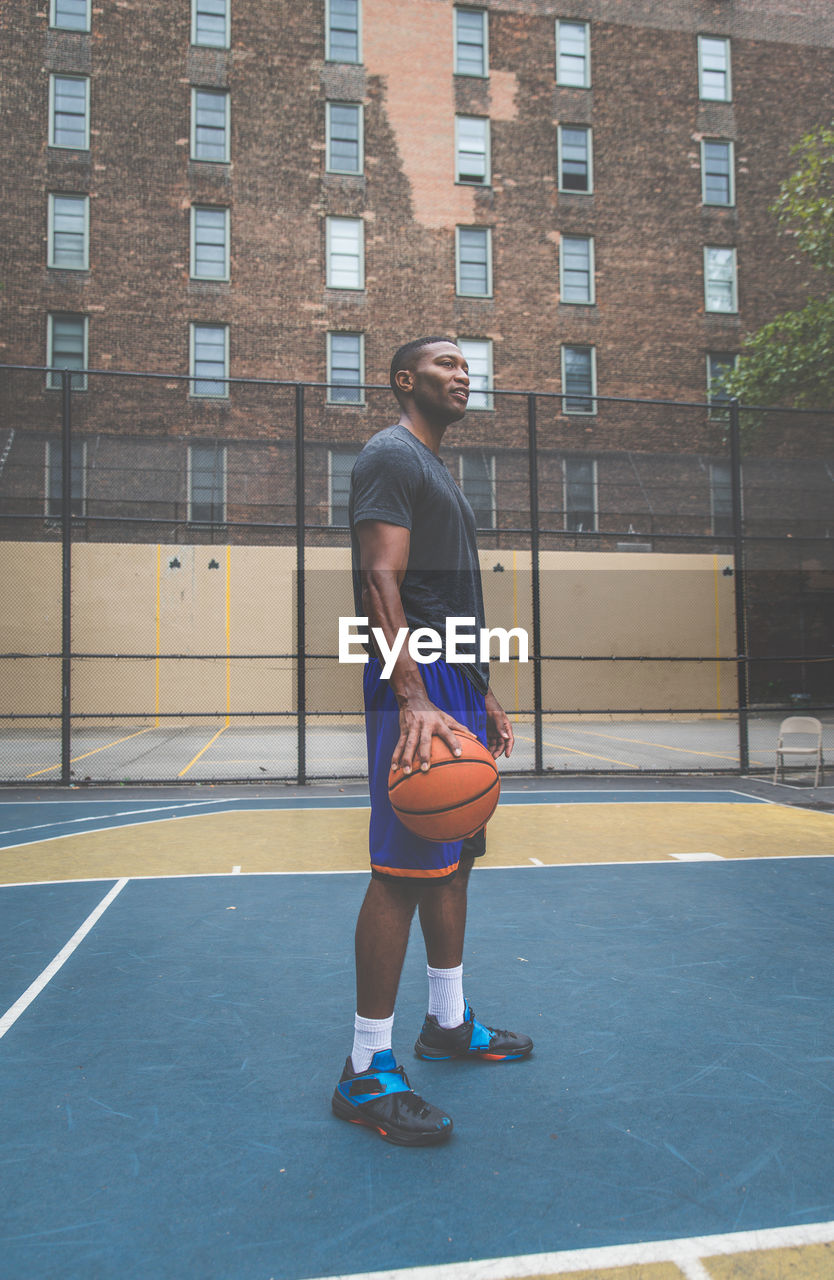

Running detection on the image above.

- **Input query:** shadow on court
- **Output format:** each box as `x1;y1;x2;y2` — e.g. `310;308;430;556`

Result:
1;842;833;1279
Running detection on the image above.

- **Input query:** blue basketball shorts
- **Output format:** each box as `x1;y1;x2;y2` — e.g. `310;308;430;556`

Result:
364;656;488;881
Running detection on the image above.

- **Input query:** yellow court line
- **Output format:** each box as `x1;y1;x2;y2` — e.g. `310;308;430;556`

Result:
514;732;639;769
178;726;227;778
26;728;157;779
713;555;723;719
557;723;764;766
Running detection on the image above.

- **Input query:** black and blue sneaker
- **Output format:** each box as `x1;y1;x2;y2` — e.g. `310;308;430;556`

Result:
414;1000;533;1062
331;1049;454;1146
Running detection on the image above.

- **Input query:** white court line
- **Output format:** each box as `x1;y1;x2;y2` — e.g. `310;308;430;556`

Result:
305;1219;834;1280
0;878;128;1041
2;853;833;892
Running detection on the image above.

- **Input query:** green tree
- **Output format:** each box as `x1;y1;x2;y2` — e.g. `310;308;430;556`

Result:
721;123;834;411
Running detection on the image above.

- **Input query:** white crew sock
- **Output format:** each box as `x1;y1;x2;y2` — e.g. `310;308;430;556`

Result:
427;963;465;1028
350;1012;395;1074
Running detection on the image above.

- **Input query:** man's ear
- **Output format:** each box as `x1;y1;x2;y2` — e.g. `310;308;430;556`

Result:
394;367;413;398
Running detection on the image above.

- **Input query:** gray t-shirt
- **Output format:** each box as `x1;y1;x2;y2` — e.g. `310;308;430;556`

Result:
349;423;489;694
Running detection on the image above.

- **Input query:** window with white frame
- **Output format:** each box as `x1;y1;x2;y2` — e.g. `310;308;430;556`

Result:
49;75;89;150
455;116;490;184
45;440;87;519
327;0;360;63
558;125;592;193
191;206;229;280
454;7;488;77
561;345;596;415
701;139;734;206
560;235;594;304
329;448;359;525
190;323;229;397
192;0;229;47
48;194;89;270
460;451;496;527
191;89;230;162
456;226;492;296
327;332;364;404
556;19;590;87
704;246;737;313
188;442;227;524
47;313;88;390
706;352;737;416
698;36;731;101
564;457;597;532
458;338;493;410
709;461;733;536
326;102;363;174
50;0;90;31
326;217;364;289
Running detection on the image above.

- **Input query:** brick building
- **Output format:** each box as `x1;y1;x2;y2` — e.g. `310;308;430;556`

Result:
0;0;833;763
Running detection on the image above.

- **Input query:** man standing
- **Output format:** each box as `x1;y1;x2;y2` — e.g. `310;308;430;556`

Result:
331;337;532;1146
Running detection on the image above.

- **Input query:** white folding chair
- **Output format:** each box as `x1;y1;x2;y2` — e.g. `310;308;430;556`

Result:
773;716;825;787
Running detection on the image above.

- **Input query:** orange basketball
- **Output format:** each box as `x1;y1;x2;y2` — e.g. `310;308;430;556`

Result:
388;728;500;842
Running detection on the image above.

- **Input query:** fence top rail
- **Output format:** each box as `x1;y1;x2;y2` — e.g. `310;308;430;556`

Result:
2;363;833;417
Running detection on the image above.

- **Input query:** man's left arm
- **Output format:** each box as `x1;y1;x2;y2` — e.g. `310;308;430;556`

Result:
484;688;513;759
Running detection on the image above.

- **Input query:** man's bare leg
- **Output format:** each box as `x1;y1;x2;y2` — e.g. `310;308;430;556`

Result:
354;875;421;1019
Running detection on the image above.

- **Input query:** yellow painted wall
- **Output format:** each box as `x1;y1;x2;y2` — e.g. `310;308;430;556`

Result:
0;542;736;721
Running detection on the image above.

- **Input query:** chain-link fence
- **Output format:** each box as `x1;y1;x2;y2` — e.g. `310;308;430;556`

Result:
1;364;832;784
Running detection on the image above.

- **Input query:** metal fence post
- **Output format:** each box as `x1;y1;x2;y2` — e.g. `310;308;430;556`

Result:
527;393;543;774
729;398;750;774
295;382;307;785
60;369;72;785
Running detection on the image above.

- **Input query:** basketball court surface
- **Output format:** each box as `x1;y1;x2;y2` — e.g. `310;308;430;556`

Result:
1;775;832;1280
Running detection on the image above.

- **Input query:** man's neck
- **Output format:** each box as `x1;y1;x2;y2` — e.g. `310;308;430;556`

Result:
397;410;446;455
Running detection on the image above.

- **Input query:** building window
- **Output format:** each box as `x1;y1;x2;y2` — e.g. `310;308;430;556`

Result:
564;457;598;532
456;226;492;297
191;206;230;280
47;313;88;390
558;125;592;193
326;102;363;174
188;443;227;524
710;461;733;536
45;440;87;519
561;345;596;415
49;75;89;150
559;235;594;304
704;246;738;313
556;19;590;87
454;7;488;77
701;139;734;207
329;448;359;525
460;452;496;527
192;0;229;47
707;352;737;416
327;0;360;63
455;116;490;185
698;36;731;102
327;332;364;404
50;0;90;31
326;217;364;289
190;323;229;398
48;194;89;270
458;338;493;410
191;89;230;162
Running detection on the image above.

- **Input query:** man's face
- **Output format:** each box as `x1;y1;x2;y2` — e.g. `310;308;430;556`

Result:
405;342;470;423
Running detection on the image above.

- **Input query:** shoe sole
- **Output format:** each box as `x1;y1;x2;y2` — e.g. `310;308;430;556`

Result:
414;1040;533;1062
331;1093;454;1146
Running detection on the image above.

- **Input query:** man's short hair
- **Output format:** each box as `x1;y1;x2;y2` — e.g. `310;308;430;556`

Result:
389;336;457;403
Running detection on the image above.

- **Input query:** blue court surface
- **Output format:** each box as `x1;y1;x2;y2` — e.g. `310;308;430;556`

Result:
0;786;833;1280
